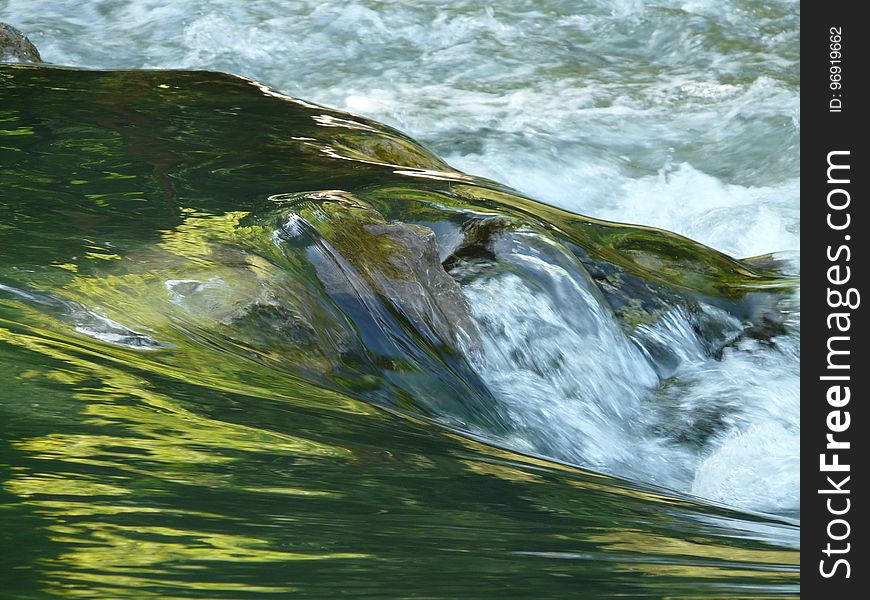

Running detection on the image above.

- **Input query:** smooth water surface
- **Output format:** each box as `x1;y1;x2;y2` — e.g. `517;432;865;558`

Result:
1;1;798;597
0;63;799;599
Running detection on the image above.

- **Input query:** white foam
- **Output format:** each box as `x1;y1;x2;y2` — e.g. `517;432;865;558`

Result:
463;276;800;511
693;422;800;512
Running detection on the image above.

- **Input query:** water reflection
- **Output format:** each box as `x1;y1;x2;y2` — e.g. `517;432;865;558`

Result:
1;64;797;598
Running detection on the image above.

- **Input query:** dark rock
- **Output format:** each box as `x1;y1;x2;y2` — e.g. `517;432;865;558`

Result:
279;194;483;353
577;253;699;332
441;217;512;272
0;23;42;63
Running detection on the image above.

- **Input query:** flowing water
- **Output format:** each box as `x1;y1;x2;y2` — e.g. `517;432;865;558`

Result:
1;1;799;598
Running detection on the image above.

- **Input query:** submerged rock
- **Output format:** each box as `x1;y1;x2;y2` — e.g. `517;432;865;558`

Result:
0;23;42;63
0;65;796;438
277;193;483;354
443;213;695;332
578;252;700;332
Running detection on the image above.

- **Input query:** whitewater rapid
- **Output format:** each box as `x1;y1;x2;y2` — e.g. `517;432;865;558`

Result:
1;0;799;515
451;229;798;514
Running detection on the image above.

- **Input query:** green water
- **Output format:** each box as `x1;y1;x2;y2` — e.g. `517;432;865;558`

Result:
1;65;797;598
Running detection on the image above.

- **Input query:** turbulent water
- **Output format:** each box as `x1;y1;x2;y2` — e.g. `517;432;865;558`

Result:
1;1;798;598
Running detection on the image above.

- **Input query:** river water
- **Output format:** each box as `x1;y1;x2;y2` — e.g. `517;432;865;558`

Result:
1;1;799;598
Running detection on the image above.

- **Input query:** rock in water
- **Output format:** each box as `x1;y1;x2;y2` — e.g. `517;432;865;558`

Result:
0;23;41;63
275;193;482;354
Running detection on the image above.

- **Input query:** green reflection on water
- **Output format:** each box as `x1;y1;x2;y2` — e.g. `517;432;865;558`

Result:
1;64;797;598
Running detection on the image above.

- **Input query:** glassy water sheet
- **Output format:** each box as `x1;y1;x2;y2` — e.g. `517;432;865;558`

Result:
0;65;798;598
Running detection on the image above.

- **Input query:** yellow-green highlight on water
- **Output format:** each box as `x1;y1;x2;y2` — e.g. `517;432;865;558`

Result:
1;64;797;599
